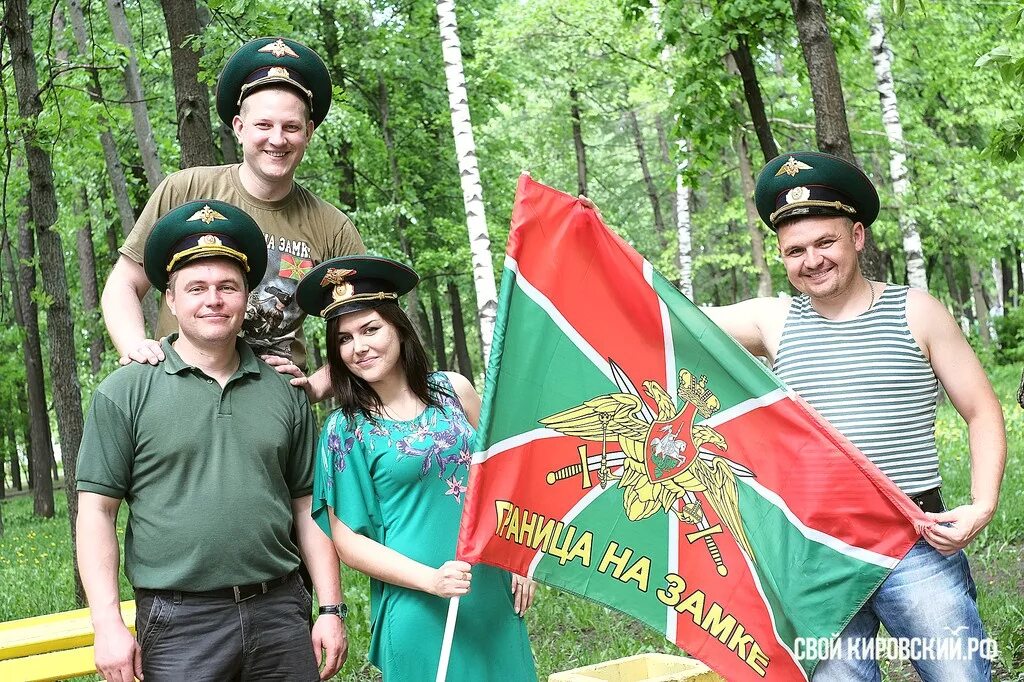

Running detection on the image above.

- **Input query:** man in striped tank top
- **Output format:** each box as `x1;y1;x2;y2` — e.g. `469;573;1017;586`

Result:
704;151;1006;681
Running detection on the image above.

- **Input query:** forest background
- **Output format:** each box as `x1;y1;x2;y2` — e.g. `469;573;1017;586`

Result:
1;0;1023;679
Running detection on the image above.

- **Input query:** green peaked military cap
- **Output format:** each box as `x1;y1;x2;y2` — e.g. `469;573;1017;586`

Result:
754;151;879;231
216;37;332;127
296;256;419;322
144;200;267;292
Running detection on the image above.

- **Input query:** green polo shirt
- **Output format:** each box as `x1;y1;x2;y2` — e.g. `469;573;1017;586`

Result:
76;336;315;591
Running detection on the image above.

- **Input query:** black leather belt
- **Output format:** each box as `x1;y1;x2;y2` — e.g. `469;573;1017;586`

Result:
138;571;294;604
910;487;944;514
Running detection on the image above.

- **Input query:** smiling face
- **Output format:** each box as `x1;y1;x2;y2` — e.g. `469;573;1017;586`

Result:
777;216;864;302
335;308;404;386
166;258;248;347
233;87;313;195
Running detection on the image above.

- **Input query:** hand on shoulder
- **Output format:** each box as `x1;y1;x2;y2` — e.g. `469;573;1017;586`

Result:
118;338;165;366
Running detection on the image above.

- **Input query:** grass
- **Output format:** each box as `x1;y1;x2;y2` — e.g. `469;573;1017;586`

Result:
2;365;1022;680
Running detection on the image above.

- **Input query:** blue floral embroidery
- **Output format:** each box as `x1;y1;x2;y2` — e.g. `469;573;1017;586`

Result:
391;380;474;502
327;429;353;474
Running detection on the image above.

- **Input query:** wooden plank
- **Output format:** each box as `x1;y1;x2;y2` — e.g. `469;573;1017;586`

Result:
0;601;136;660
0;645;100;682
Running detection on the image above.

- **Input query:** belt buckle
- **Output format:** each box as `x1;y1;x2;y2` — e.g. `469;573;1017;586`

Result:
233;581;271;603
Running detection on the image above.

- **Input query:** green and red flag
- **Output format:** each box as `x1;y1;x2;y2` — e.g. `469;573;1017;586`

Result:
456;176;926;680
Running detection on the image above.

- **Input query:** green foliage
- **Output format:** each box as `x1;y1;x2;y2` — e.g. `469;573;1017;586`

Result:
994;306;1024;365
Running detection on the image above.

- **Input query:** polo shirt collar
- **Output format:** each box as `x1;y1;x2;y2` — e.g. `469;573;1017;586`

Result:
161;334;261;378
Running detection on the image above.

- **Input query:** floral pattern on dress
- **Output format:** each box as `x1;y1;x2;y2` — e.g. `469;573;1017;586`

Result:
387;380;474;503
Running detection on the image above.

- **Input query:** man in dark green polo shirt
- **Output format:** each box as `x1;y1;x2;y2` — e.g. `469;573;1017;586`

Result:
76;200;347;681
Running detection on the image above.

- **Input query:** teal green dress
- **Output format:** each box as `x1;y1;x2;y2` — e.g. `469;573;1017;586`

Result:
312;373;536;681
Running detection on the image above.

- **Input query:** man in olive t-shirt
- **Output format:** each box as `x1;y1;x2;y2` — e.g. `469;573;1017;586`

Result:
101;37;363;402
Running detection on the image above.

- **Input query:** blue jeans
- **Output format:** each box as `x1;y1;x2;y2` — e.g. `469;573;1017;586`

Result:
813;539;992;681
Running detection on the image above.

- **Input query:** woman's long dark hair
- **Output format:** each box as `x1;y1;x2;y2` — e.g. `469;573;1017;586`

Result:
326;302;452;421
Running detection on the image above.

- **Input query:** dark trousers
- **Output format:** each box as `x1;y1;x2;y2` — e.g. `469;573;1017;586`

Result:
134;573;319;681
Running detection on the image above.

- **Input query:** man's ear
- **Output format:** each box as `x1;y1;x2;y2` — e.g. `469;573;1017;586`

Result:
232;114;244;140
852;221;866;252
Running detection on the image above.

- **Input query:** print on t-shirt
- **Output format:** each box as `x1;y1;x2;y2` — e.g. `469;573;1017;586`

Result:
241;234;315;360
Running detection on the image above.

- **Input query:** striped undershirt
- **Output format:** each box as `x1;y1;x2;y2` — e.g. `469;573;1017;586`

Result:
772;285;941;495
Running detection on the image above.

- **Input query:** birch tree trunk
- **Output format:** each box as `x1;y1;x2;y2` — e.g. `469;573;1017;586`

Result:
8;0;87;601
865;0;927;290
160;0;217;168
650;0;692;299
437;0;498;363
66;0;137;235
106;0;164;190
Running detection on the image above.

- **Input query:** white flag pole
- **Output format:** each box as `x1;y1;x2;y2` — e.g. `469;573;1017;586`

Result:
435;595;461;682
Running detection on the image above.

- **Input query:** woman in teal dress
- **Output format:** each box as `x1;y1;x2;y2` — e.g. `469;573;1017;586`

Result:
296;256;537;681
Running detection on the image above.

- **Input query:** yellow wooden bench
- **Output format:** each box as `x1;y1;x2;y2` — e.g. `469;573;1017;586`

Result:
0;601;136;682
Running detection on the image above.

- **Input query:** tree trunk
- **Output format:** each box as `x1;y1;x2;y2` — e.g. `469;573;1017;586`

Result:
10;205;55;517
77;189;107;374
1003;248;1019;307
430;288;449;371
106;0;164;190
66;0;137;237
218;122;240;164
969;262;991;345
736;133;774;297
375;73;428;343
448;280;473;381
6;413;20;492
8;0;87;601
649;2;693;299
316;0;358;212
436;0;499;363
626;110;667;249
942;252;971;330
790;0;855;161
865;0;927;290
569;85;588;197
790;0;886;282
14;387;29;492
654;115;677;235
159;0;217;168
1015;244;1023;302
730;37;779;163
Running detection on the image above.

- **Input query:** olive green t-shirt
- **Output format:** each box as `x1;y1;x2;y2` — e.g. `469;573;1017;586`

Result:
121;164;365;369
76;336;316;591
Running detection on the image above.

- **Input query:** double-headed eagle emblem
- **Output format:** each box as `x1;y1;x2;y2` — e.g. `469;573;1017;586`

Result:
541;361;755;576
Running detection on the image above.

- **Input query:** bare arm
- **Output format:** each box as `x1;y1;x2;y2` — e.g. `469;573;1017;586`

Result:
292;495;346;679
328;512;471;598
77;492;141;682
702;297;789;362
908;289;1006;554
101;256;164;366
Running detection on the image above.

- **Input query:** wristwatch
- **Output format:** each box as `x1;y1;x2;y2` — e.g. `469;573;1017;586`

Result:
318;603;348;619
